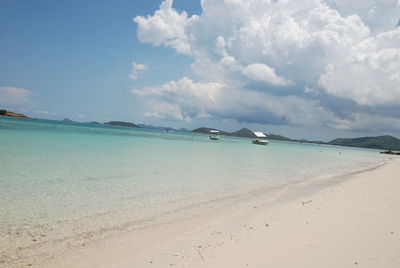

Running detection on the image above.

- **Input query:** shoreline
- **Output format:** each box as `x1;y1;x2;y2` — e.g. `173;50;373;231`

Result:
37;157;399;268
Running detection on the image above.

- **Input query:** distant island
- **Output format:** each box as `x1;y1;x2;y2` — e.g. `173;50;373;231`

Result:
104;121;139;128
138;124;176;131
192;127;231;136
329;136;400;151
2;110;400;151
192;127;295;142
60;118;102;125
192;127;400;151
0;109;29;118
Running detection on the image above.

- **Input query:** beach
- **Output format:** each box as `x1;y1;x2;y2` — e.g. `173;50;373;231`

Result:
1;117;397;268
38;157;400;268
2;0;400;266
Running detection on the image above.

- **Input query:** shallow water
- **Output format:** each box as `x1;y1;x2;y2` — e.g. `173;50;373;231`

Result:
0;117;388;265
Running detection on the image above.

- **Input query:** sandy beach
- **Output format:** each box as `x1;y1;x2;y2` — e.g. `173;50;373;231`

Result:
40;157;400;268
3;0;400;267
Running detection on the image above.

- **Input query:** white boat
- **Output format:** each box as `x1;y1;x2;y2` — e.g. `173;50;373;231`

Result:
209;130;220;140
252;131;269;145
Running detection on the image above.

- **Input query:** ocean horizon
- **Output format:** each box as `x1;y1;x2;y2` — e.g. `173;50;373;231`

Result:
0;116;389;267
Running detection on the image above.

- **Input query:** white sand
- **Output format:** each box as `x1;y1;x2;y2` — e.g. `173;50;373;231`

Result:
44;158;400;268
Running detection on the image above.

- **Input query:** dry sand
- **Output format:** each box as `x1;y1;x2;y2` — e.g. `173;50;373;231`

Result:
45;158;400;268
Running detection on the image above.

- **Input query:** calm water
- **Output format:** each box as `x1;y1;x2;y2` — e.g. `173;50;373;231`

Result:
0;117;387;265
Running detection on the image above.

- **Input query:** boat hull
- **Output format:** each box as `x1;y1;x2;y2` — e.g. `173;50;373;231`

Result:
252;139;268;145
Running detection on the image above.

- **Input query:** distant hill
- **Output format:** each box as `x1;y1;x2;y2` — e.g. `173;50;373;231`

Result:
138;124;178;131
192;127;231;136
138;124;167;131
104;121;139;128
60;119;102;125
230;128;258;138
0;109;29;118
5;109;397;151
137;124;190;132
267;134;293;141
192;127;292;141
329;135;400;150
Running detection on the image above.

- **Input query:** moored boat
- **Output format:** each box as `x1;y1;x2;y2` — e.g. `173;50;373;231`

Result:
209;130;220;140
252;131;269;145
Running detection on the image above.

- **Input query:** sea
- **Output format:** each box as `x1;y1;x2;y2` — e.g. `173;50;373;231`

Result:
0;116;389;266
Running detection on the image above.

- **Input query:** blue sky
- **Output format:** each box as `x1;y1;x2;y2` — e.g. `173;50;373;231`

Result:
1;0;400;141
0;0;199;120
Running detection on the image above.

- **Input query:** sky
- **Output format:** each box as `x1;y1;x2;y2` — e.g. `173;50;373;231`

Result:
1;0;400;141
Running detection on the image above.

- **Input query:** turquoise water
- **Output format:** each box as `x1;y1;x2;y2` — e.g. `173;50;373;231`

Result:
0;117;387;265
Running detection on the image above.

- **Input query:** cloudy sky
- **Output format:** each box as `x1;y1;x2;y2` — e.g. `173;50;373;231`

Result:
1;0;399;141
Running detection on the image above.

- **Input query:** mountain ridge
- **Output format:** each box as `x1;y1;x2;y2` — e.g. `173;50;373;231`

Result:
328;135;400;151
192;127;400;151
192;127;292;141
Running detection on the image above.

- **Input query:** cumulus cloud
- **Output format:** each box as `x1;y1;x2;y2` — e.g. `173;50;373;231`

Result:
325;0;400;32
133;0;400;132
319;29;400;106
242;63;293;86
133;0;197;55
331;112;400;132
0;86;32;107
129;62;148;80
132;77;222;121
132;77;342;127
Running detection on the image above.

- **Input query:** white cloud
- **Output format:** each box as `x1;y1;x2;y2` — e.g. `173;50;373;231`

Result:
132;77;343;127
133;0;197;55
242;63;293;86
319;29;400;105
325;0;400;32
330;113;400;132
129;62;148;80
0;86;32;107
304;86;319;95
133;0;400;132
132;77;223;121
143;101;190;122
133;62;147;71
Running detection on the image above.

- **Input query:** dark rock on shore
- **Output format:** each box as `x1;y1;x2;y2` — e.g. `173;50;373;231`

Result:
380;150;400;155
0;109;29;118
